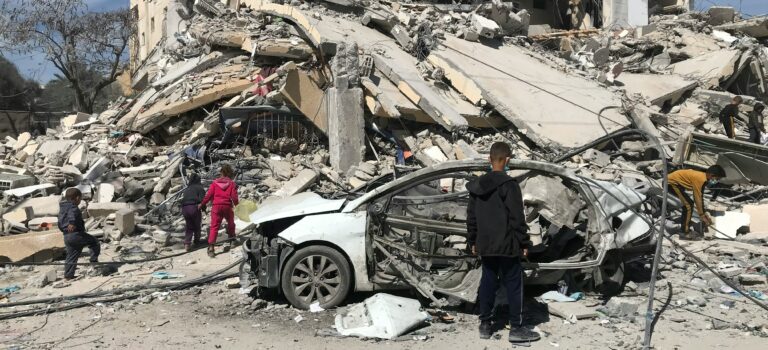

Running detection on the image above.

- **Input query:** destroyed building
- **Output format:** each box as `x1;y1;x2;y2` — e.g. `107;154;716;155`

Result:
2;0;768;347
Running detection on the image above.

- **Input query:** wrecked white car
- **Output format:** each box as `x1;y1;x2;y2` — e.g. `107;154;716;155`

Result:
240;159;657;309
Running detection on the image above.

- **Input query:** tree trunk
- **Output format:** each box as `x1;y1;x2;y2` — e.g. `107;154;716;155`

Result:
72;85;93;114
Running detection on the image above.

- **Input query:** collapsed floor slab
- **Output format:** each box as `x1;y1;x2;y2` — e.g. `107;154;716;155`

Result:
241;0;470;132
428;36;630;149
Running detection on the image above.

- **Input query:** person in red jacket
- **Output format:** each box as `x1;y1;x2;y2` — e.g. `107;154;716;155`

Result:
199;164;239;257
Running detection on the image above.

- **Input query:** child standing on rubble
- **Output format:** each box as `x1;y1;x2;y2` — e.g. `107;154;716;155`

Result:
181;173;206;252
199;164;239;257
58;188;100;280
719;96;742;139
466;142;540;344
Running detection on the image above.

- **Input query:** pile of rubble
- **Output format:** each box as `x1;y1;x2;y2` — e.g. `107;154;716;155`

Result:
1;1;768;345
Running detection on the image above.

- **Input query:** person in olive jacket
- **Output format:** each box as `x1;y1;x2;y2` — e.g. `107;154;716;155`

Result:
466;142;539;344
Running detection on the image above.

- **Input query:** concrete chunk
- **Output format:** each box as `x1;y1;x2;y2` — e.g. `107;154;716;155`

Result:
428;36;628;149
88;202;146;218
0;231;65;263
471;13;500;38
548;302;599;321
115;209;136;236
598;297;641;317
273;169;318;198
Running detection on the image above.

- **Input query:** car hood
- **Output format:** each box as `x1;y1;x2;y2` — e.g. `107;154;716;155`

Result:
249;192;346;225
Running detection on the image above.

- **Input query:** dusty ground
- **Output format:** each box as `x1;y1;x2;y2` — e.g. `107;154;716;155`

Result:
1;237;767;350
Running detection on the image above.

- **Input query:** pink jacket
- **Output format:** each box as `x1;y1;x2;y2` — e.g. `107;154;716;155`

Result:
201;177;239;207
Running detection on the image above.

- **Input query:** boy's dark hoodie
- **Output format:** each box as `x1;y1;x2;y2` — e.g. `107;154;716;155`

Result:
58;201;85;233
466;171;530;257
181;175;206;206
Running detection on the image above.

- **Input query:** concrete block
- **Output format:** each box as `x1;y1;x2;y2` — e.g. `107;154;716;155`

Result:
348;176;367;188
88;202;145;218
598;297;641;317
708;6;735;26
417;146;448;166
67;143;88;170
582;148;611;167
268;159;293;180
397;11;415;26
96;183;115;203
738;273;766;285
273;169;318;198
454;140;481;160
471;13;500;38
115;209;136;236
0;231;65;263
548;302;598;321
12;132;31;151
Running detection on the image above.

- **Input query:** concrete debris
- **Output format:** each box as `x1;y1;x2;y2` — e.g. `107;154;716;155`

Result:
334;293;429;340
2;3;768;348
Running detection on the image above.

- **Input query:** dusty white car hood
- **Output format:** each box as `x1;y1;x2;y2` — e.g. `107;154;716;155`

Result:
249;192;346;225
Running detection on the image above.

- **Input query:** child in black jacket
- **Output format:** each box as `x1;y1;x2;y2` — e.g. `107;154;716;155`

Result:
466;142;539;344
58;188;100;280
181;173;206;251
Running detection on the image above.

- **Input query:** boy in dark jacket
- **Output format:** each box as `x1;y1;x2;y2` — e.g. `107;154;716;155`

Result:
748;103;765;144
58;188;100;280
200;164;239;257
467;142;539;343
181;173;206;252
718;95;742;139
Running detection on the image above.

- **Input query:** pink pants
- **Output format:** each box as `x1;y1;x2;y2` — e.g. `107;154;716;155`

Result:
208;205;235;244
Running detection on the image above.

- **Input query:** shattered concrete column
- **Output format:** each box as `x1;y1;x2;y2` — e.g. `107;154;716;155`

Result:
327;42;365;172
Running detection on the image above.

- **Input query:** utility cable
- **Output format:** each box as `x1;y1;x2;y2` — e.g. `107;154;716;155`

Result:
0;258;242;318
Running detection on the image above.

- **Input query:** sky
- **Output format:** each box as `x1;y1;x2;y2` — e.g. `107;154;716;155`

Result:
3;0;768;83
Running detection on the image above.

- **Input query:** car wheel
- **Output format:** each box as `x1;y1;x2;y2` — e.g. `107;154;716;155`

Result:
281;246;351;310
593;251;625;296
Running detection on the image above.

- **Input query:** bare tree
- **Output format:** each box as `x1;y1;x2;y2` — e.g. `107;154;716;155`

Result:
0;0;134;114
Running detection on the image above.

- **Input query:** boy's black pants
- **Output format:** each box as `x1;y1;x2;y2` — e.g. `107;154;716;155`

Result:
64;232;100;278
478;256;524;327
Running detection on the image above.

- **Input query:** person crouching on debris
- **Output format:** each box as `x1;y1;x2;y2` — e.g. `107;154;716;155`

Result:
58;188;100;280
466;142;540;344
719;95;742;139
667;165;726;240
748;103;766;144
181;173;206;252
199;164;239;257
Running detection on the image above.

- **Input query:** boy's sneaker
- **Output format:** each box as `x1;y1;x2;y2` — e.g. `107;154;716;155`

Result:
479;321;493;339
508;327;540;343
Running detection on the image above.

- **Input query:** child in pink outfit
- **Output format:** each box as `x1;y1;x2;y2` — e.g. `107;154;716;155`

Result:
199;164;239;257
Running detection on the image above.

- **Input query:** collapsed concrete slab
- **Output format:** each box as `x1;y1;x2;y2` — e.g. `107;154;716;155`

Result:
273;169;318;198
715;16;768;39
617;73;697;106
670;50;741;89
242;0;469;132
0;230;65;263
118;63;257;134
428;36;629;149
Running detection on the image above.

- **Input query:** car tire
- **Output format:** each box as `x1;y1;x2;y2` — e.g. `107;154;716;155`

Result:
281;246;351;310
593;251;625;296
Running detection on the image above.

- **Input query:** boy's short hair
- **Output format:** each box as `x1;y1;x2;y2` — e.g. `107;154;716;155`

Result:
706;165;726;178
489;142;512;163
755;103;765;112
733;96;744;104
65;188;82;201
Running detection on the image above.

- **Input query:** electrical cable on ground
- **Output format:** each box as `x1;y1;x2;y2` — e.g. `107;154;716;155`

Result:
0;258;243;319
